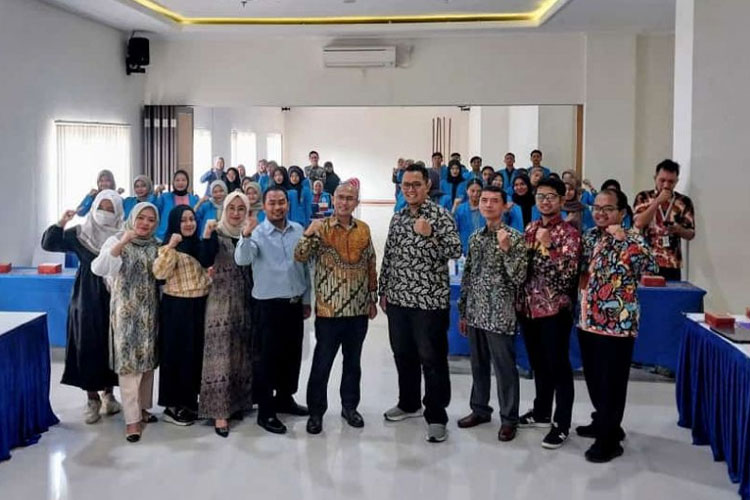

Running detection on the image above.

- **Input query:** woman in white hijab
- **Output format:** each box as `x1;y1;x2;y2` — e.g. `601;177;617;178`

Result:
41;190;124;424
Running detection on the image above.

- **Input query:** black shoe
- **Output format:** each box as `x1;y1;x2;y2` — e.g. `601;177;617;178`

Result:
518;409;551;428
541;425;569;449
163;407;195;427
215;426;230;438
230;410;245;421
576;423;626;441
585;441;624;463
126;433;141;443
341;409;365;428
307;415;323;434
277;400;309;417
258;415;287;434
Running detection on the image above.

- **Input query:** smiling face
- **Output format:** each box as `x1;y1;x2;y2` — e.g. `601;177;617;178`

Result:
504;154;515;168
482;168;494;184
226;170;237;182
264;190;289;223
273;170;285;185
134;179;149;198
449;164;461;178
333;184;358;218
593;191;623;228
401;171;429;207
180;210;197;237
565;182;577;202
531;151;542;167
313;180;323;194
289;171;300;185
224;196;247;227
173;173;188;191
309;152;319;166
245;186;259;206
535;185;562;217
491;175;503;188
479;190;505;222
134;207;157;237
530;168;544;186
467;183;482;206
470;158;481;171
212;184;227;203
514;178;529;196
97;173;114;191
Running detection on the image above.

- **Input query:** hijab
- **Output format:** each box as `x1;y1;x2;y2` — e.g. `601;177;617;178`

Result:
172;169;191;197
97;169;117;191
446;166;464;201
209;179;228;220
287;166;306;203
77;189;124;254
123;202;160;245
512;174;536;227
271;166;290;189
217;192;249;239
163;205;200;260
225;167;242;193
132;175;154;202
563;181;585;214
244;181;263;213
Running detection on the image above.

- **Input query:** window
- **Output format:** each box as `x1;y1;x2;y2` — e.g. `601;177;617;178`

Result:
231;130;257;172
266;133;283;165
193;128;212;193
55;121;130;217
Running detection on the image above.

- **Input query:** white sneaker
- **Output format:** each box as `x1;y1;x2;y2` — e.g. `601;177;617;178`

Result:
84;399;102;424
426;423;448;443
383;406;423;422
101;393;122;416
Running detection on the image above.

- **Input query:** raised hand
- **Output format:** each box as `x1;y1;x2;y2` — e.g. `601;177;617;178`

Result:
116;188;125;195
304;219;324;238
414;217;433;237
154;185;166;195
536;227;552;248
656;188;672;205
606;224;627;242
168;233;183;248
58;210;76;228
452;198;462;212
203;219;218;239
88;188;98;197
497;228;511;252
120;229;138;245
241;214;258;238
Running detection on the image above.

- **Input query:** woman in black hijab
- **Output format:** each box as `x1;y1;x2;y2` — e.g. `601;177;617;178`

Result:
224;167;242;193
511;173;537;228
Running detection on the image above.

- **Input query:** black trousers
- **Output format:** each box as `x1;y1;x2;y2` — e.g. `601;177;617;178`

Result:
578;328;634;447
254;298;304;419
158;294;206;411
387;304;451;425
657;267;682;281
306;316;368;417
520;311;574;431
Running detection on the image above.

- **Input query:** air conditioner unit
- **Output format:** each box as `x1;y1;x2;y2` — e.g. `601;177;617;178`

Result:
323;46;396;68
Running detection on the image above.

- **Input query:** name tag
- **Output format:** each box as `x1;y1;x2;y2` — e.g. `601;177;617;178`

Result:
660;236;671;247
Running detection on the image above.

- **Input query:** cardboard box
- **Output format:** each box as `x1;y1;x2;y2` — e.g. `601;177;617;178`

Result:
705;312;735;329
0;263;11;273
640;275;666;287
37;263;62;274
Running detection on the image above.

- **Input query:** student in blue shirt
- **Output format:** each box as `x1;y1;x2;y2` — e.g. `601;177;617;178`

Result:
463;156;483;182
243;180;266;223
194;180;228;237
77;169;118;216
199;156;226;196
497;152;525;199
287;166;313;227
155;169;199;242
529;149;552;178
453;179;486;255
481;166;496;187
123;175;158;219
441;161;468;207
504;174;540;232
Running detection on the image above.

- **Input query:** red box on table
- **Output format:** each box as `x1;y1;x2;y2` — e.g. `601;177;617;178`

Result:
705;312;735;329
37;263;62;274
0;263;11;273
640;275;666;287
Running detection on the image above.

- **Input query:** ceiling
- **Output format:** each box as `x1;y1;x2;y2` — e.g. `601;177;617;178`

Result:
40;0;675;38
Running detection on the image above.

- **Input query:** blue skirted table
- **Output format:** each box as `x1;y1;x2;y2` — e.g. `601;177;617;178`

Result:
0;267;76;347
449;280;706;373
676;314;750;500
0;312;59;461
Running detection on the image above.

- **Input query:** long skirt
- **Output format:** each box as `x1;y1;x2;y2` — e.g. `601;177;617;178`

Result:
158;294;207;411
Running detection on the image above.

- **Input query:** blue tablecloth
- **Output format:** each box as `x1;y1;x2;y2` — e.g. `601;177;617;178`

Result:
449;281;706;373
0;267;76;347
0;313;59;461
676;316;750;500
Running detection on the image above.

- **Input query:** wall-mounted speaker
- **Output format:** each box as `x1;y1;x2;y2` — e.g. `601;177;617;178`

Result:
126;36;149;75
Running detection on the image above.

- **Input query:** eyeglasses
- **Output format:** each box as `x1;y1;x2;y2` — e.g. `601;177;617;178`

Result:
535;193;560;202
592;205;618;214
402;182;425;191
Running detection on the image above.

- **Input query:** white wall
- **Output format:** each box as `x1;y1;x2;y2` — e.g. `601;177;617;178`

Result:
283;107;469;201
508;106;540;167
0;0;144;265
477;107;510;167
538;106;577;173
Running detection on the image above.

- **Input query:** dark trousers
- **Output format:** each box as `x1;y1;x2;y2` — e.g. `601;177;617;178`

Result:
657;267;682;281
520;312;574;431
255;298;304;419
306;316;368;417
468;327;519;425
387;304;451;425
578;328;634;447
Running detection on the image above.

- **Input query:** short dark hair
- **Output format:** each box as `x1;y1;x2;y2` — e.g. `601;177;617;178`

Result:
481;184;507;203
470;156;482;164
656;159;680;175
599;188;629;211
600;178;622;192
536;177;566;196
404;163;429;182
309;150;319;157
448;159;462;168
549;172;561;181
530;149;543;157
505;152;515;159
481;166;495;174
432;152;443;159
450;152;461;158
263;185;289;203
323;161;333;168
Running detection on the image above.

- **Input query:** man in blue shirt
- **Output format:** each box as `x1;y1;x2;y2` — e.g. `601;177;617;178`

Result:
235;186;312;435
199;156;227;196
498;152;525;198
529;149;552;178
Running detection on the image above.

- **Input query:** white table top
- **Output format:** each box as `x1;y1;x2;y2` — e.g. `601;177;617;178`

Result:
686;313;750;357
0;312;45;337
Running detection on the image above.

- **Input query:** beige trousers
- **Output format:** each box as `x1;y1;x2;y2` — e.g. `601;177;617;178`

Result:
119;371;154;425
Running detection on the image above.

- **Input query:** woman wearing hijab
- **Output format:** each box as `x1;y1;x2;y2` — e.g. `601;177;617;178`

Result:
505;174;540;232
77;169;118;216
123;175;157;219
92;202;161;443
153;206;218;426
287;166;313;227
563;180;595;232
41;190;124;424
199;192;253;438
441;161;468;208
194;180;228;237
225;167;242;193
155;170;199;242
244;180;266;222
453;179;486;255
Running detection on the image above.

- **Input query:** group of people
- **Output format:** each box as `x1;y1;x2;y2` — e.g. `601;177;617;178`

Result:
44;146;695;465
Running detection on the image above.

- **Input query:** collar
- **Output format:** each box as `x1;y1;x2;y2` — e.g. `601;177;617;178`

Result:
330;216;357;230
262;218;293;235
481;221;507;234
539;213;563;228
400;199;432;217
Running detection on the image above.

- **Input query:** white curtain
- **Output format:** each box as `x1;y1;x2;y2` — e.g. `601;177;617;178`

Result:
231;130;257;171
55;122;130;216
266;132;283;165
192;128;212;193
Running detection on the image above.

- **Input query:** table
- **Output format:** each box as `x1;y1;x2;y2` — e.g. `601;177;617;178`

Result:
0;312;59;461
676;314;750;500
0;267;76;347
448;281;706;374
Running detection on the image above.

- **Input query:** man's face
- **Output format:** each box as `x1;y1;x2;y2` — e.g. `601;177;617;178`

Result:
309;153;319;166
470;158;481;171
592;192;623;228
655;170;678;193
401;171;429;206
530;168;544;186
479;191;505;221
431;155;443;169
504;155;515;168
258;160;267;174
531;152;542;166
535;186;562;216
333;185;359;217
264;190;289;222
215;158;225;171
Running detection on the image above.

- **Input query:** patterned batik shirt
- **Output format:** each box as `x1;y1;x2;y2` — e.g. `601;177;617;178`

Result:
379;199;463;310
578;227;659;338
458;224;528;335
294;217;378;318
633;190;695;270
518;214;581;319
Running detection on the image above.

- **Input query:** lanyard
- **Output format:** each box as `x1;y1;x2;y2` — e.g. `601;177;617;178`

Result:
655;193;676;226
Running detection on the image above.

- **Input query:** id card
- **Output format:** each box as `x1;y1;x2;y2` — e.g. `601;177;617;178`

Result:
661;235;671;247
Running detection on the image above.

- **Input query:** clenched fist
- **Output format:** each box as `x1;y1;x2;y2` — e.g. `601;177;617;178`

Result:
414;217;432;237
606;225;627;242
120;229;138;245
168;233;183;248
496;228;511;252
535;227;552;248
58;210;76;228
203;219;218;239
304;218;324;238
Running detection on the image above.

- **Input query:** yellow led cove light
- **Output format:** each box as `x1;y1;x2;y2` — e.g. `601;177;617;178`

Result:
129;0;564;26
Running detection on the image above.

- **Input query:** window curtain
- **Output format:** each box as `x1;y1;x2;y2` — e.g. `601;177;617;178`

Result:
143;105;177;188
